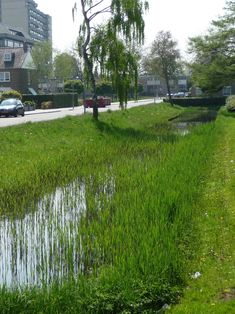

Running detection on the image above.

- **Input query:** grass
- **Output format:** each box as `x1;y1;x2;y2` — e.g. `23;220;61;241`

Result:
0;102;232;313
169;109;235;313
0;103;179;214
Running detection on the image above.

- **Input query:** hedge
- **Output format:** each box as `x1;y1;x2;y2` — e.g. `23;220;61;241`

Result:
163;97;227;107
22;93;78;109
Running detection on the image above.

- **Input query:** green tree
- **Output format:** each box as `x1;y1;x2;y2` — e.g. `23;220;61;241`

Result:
64;80;84;94
143;31;181;105
107;41;140;109
31;41;53;82
188;0;235;94
129;83;144;98
54;52;79;81
96;81;114;97
74;0;148;119
90;27;140;108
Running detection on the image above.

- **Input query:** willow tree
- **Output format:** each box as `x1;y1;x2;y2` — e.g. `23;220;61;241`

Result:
90;26;139;109
73;0;148;119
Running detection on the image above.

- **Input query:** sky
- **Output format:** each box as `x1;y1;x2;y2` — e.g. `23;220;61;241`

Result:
36;0;227;56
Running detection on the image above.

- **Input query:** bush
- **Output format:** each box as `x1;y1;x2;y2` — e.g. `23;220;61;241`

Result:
226;95;235;112
64;80;83;94
1;90;22;100
41;101;53;109
24;100;36;107
22;94;78;109
24;100;36;111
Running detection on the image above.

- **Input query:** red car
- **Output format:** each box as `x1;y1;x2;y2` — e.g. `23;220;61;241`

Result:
84;97;111;108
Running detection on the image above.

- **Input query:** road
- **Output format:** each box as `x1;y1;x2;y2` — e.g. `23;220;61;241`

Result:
0;98;161;128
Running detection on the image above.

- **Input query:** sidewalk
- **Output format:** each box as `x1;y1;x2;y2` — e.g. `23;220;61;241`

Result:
25;108;62;115
24;99;156;116
24;106;85;115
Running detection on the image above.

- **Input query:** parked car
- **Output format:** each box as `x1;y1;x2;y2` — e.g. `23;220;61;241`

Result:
84;97;111;108
0;98;25;117
173;92;185;97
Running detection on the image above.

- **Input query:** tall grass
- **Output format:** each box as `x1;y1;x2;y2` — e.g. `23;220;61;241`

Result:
0;103;221;313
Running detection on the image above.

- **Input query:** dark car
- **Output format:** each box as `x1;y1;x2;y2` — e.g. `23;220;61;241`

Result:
0;98;25;117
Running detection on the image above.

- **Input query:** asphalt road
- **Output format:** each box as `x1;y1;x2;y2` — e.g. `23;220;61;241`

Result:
0;98;161;128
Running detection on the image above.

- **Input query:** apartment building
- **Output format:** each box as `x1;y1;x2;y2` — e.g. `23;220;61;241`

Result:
0;0;52;43
139;75;189;97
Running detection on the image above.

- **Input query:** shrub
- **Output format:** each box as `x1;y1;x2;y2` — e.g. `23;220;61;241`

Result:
41;101;53;109
1;90;22;100
77;98;83;106
226;95;235;112
64;79;84;94
24;100;36;111
24;100;36;107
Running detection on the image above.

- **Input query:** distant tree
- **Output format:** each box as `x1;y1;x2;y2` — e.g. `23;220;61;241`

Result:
143;31;181;105
64;79;84;94
131;83;144;97
188;0;235;94
31;41;53;82
96;81;114;97
74;0;149;119
54;52;79;81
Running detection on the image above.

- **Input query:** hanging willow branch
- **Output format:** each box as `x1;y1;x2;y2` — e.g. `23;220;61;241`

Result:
74;0;148;119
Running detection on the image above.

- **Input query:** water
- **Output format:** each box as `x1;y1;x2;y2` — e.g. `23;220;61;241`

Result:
0;181;86;288
0;174;115;289
171;110;217;135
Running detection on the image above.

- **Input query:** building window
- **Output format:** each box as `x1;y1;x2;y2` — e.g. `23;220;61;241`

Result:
0;72;10;82
6;40;14;48
3;53;12;62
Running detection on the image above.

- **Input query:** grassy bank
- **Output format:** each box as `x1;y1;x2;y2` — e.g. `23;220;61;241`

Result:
0;103;224;313
169;109;235;313
0;103;179;214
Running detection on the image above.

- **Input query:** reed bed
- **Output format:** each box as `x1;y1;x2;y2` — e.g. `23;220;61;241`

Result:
0;103;221;313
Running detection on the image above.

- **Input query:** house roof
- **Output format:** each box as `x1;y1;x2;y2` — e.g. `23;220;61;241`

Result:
0;48;36;70
0;23;32;41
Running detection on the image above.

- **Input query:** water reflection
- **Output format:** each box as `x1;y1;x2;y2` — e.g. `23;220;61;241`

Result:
171;110;217;135
0;181;86;288
174;121;202;136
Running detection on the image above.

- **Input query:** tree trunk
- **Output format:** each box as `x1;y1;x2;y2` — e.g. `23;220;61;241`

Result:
81;0;99;120
92;93;98;120
84;53;99;120
165;74;173;106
